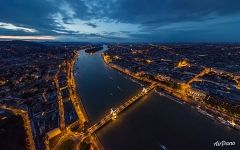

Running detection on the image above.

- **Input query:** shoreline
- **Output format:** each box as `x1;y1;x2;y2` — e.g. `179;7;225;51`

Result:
49;51;105;150
155;89;240;131
72;51;105;150
101;53;240;131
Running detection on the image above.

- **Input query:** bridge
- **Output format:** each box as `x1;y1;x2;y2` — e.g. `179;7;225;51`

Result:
79;83;157;140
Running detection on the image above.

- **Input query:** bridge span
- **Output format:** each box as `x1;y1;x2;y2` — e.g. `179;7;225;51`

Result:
80;83;157;140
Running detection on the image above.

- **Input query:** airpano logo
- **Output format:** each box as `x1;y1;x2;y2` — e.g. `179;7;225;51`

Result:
213;140;236;147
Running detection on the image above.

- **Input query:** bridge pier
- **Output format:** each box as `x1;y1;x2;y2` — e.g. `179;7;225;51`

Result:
111;108;117;120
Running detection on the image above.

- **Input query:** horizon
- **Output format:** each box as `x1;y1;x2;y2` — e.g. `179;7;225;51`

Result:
1;40;240;44
0;0;240;42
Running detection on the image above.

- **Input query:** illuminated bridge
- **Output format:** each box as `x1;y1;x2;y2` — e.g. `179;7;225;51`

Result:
80;83;157;140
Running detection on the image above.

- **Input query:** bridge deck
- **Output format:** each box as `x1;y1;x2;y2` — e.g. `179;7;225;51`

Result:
86;83;157;136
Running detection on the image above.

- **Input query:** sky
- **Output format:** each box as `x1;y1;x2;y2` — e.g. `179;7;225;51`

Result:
0;0;240;42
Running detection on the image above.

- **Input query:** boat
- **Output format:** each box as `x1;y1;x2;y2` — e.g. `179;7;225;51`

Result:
117;86;122;90
159;144;168;150
197;108;214;121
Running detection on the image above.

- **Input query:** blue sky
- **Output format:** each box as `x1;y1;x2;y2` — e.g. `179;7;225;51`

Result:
0;0;240;42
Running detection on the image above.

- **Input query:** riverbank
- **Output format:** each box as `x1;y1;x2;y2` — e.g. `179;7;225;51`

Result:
102;53;240;131
72;49;240;149
50;51;105;150
72;51;105;150
155;89;240;131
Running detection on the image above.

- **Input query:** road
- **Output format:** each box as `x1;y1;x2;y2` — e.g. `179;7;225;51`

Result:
53;76;66;133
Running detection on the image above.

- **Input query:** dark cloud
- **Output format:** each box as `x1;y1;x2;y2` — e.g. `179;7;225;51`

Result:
108;0;240;25
84;22;97;28
0;0;240;42
64;0;95;19
0;0;58;33
0;0;91;34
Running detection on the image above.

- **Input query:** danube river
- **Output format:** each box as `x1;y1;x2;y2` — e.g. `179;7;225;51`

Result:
74;46;240;150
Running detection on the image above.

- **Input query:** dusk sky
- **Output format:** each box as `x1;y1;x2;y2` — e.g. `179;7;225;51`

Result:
0;0;240;42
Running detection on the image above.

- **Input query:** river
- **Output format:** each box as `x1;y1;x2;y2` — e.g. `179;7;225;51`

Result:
74;46;240;150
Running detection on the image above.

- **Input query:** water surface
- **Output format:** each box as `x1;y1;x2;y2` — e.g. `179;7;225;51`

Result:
74;47;240;150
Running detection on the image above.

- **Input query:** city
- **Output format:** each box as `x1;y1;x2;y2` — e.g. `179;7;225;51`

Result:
1;0;240;150
0;41;239;150
104;44;240;128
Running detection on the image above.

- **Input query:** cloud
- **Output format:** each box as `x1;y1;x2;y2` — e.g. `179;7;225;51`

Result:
51;12;140;36
0;35;56;40
0;0;240;42
84;23;97;28
0;0;59;33
108;0;240;25
0;22;37;33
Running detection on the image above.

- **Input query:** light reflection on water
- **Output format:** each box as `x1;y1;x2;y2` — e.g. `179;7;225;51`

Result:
74;48;240;150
